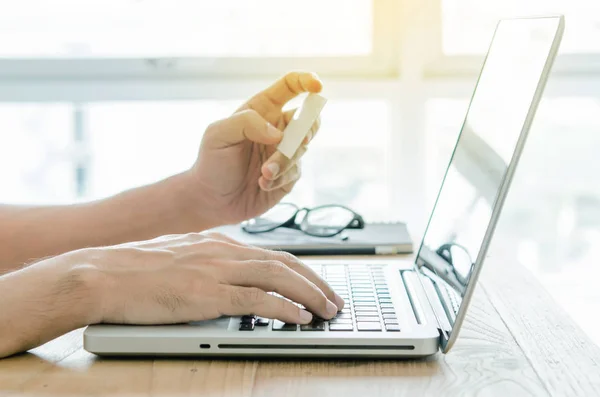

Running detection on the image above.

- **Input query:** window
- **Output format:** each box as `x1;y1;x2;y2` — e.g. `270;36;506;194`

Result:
0;0;397;78
442;0;600;54
0;103;75;204
0;0;372;58
86;101;238;197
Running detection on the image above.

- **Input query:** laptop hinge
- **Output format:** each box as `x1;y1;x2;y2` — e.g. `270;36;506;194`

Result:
412;264;452;342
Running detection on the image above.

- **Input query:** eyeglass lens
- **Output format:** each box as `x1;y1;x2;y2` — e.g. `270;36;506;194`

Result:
243;203;298;232
301;206;355;236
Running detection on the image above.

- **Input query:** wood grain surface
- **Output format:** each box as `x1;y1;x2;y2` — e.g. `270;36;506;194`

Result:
1;257;598;397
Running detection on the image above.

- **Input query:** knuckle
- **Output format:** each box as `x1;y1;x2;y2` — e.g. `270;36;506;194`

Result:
276;251;300;266
240;108;260;123
183;232;203;241
266;260;286;277
205;119;224;136
254;248;275;262
229;289;246;309
311;289;330;311
201;238;229;249
255;260;286;278
206;238;226;246
204;232;228;240
231;287;263;308
285;71;301;81
277;296;291;313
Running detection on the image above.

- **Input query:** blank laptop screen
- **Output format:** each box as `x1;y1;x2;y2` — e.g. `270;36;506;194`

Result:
415;17;561;329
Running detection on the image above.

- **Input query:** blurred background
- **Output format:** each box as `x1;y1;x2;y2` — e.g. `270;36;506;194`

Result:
1;0;599;343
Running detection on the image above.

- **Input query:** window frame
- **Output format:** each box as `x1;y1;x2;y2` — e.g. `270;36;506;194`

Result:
0;0;401;80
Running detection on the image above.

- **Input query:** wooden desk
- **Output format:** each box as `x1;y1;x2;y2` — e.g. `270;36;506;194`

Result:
1;257;600;396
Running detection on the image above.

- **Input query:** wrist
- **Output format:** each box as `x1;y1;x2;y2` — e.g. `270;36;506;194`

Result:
57;250;111;326
175;169;222;230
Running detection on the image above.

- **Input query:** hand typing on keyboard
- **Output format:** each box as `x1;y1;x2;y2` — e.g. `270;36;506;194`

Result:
240;265;400;332
56;232;343;328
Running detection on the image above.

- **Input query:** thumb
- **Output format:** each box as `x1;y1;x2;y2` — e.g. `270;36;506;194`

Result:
205;109;283;149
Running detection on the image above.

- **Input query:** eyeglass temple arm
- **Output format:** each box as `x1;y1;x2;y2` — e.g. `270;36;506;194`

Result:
348;214;366;229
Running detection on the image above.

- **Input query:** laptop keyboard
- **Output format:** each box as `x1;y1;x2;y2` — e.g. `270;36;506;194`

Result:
238;265;400;332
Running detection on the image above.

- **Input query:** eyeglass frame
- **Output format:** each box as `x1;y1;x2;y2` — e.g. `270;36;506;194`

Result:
241;203;365;238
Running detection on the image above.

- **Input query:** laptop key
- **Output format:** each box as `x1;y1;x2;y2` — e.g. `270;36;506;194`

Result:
353;298;376;303
272;320;297;331
385;324;401;332
239;322;255;331
354;303;378;308
353;310;378;316
330;317;353;324
382;313;397;320
255;317;270;326
241;315;256;323
357;322;382;331
355;316;380;322
384;319;399;325
352;292;375;298
336;314;352;320
329;323;354;331
301;320;325;331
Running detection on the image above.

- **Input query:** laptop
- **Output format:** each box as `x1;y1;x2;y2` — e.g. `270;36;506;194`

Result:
84;16;564;357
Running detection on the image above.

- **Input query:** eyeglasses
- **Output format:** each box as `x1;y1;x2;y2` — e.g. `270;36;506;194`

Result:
242;203;365;237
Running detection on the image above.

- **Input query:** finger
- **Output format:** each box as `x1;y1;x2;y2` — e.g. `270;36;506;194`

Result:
277;178;299;195
204;109;283;148
222;260;338;320
218;285;314;324
196;242;344;311
279;145;307;177
282;109;321;145
259;164;301;192
303;114;321;145
261;71;323;107
260;144;307;182
271;251;345;311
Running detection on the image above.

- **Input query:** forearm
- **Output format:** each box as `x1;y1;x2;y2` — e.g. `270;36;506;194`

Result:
0;171;208;273
0;253;102;358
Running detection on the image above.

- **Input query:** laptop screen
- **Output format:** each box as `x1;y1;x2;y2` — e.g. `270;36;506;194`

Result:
415;17;562;335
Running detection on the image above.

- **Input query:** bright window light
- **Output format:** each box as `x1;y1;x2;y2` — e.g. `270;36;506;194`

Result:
0;0;373;58
442;0;600;54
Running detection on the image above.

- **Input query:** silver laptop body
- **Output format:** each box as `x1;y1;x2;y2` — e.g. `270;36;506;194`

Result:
84;16;564;358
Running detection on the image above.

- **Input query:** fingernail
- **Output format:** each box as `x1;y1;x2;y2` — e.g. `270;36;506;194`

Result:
267;123;282;139
326;300;338;318
266;162;279;178
334;293;345;310
299;310;313;323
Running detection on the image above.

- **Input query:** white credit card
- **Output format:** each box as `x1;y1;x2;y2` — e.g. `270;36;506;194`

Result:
277;93;327;159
